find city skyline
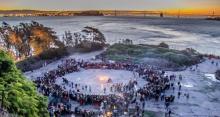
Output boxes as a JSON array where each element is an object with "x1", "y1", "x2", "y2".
[{"x1": 0, "y1": 0, "x2": 220, "y2": 15}]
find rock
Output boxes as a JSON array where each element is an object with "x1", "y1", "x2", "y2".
[{"x1": 215, "y1": 70, "x2": 220, "y2": 80}]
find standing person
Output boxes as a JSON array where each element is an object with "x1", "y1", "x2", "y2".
[
  {"x1": 196, "y1": 64, "x2": 198, "y2": 69},
  {"x1": 104, "y1": 87, "x2": 106, "y2": 94},
  {"x1": 89, "y1": 86, "x2": 92, "y2": 93},
  {"x1": 168, "y1": 109, "x2": 172, "y2": 117},
  {"x1": 44, "y1": 61, "x2": 47, "y2": 67},
  {"x1": 178, "y1": 91, "x2": 181, "y2": 99},
  {"x1": 172, "y1": 86, "x2": 175, "y2": 93},
  {"x1": 179, "y1": 74, "x2": 182, "y2": 81},
  {"x1": 142, "y1": 101, "x2": 145, "y2": 109},
  {"x1": 179, "y1": 84, "x2": 181, "y2": 91},
  {"x1": 186, "y1": 93, "x2": 189, "y2": 100}
]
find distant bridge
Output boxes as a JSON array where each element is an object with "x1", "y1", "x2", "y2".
[{"x1": 101, "y1": 10, "x2": 163, "y2": 16}]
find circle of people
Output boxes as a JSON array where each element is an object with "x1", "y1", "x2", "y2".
[{"x1": 34, "y1": 58, "x2": 186, "y2": 117}]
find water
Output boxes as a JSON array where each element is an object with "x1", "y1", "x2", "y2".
[{"x1": 1, "y1": 16, "x2": 220, "y2": 55}]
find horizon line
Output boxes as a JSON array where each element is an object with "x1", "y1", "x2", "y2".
[{"x1": 0, "y1": 9, "x2": 220, "y2": 16}]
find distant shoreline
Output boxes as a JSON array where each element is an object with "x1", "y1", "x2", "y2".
[
  {"x1": 206, "y1": 17, "x2": 220, "y2": 21},
  {"x1": 0, "y1": 15, "x2": 214, "y2": 19},
  {"x1": 1, "y1": 9, "x2": 219, "y2": 18}
]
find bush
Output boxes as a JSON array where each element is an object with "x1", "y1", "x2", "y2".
[
  {"x1": 39, "y1": 47, "x2": 68, "y2": 60},
  {"x1": 17, "y1": 47, "x2": 69, "y2": 72},
  {"x1": 0, "y1": 50, "x2": 49, "y2": 117},
  {"x1": 158, "y1": 42, "x2": 169, "y2": 48}
]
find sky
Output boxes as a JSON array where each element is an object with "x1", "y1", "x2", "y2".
[{"x1": 0, "y1": 0, "x2": 220, "y2": 15}]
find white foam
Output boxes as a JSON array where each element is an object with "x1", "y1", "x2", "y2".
[
  {"x1": 183, "y1": 83, "x2": 194, "y2": 88},
  {"x1": 205, "y1": 74, "x2": 220, "y2": 82}
]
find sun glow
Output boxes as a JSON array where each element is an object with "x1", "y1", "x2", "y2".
[
  {"x1": 163, "y1": 8, "x2": 220, "y2": 16},
  {"x1": 1, "y1": 0, "x2": 220, "y2": 16}
]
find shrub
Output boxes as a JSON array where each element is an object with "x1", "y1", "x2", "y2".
[
  {"x1": 0, "y1": 50, "x2": 49, "y2": 117},
  {"x1": 158, "y1": 42, "x2": 169, "y2": 48}
]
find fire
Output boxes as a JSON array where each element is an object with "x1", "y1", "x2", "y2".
[{"x1": 99, "y1": 76, "x2": 109, "y2": 83}]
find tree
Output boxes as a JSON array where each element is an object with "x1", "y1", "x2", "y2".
[
  {"x1": 82, "y1": 26, "x2": 106, "y2": 44},
  {"x1": 63, "y1": 31, "x2": 74, "y2": 47},
  {"x1": 0, "y1": 21, "x2": 64, "y2": 59},
  {"x1": 0, "y1": 50, "x2": 49, "y2": 117}
]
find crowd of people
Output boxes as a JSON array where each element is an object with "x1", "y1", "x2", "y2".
[{"x1": 34, "y1": 58, "x2": 184, "y2": 117}]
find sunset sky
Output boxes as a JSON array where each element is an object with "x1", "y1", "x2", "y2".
[{"x1": 1, "y1": 0, "x2": 220, "y2": 15}]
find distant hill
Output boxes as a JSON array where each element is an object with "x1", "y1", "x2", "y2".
[
  {"x1": 0, "y1": 9, "x2": 161, "y2": 17},
  {"x1": 0, "y1": 10, "x2": 43, "y2": 14},
  {"x1": 206, "y1": 17, "x2": 220, "y2": 21},
  {"x1": 74, "y1": 11, "x2": 104, "y2": 16}
]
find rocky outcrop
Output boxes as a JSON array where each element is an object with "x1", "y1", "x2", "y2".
[{"x1": 215, "y1": 70, "x2": 220, "y2": 80}]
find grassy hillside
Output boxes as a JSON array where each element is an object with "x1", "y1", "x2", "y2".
[
  {"x1": 0, "y1": 50, "x2": 49, "y2": 117},
  {"x1": 100, "y1": 43, "x2": 202, "y2": 68}
]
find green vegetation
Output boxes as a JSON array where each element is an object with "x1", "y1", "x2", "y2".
[
  {"x1": 0, "y1": 50, "x2": 48, "y2": 116},
  {"x1": 101, "y1": 43, "x2": 202, "y2": 68}
]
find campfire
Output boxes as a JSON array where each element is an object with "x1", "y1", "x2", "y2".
[{"x1": 98, "y1": 76, "x2": 109, "y2": 83}]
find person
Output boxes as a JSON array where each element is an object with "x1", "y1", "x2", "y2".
[
  {"x1": 168, "y1": 109, "x2": 172, "y2": 117},
  {"x1": 107, "y1": 78, "x2": 112, "y2": 83},
  {"x1": 142, "y1": 101, "x2": 145, "y2": 109},
  {"x1": 186, "y1": 93, "x2": 189, "y2": 100},
  {"x1": 89, "y1": 86, "x2": 92, "y2": 92},
  {"x1": 179, "y1": 84, "x2": 181, "y2": 91},
  {"x1": 178, "y1": 91, "x2": 181, "y2": 99},
  {"x1": 172, "y1": 86, "x2": 175, "y2": 93},
  {"x1": 179, "y1": 74, "x2": 182, "y2": 81},
  {"x1": 161, "y1": 93, "x2": 165, "y2": 101},
  {"x1": 104, "y1": 87, "x2": 106, "y2": 93}
]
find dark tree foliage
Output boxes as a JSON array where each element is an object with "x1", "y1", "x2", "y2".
[
  {"x1": 82, "y1": 26, "x2": 106, "y2": 44},
  {"x1": 0, "y1": 60, "x2": 11, "y2": 77}
]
